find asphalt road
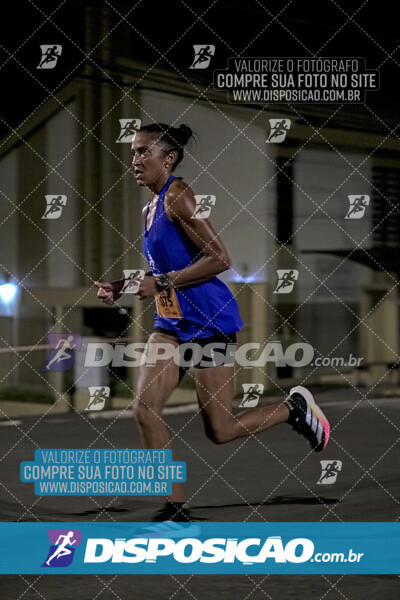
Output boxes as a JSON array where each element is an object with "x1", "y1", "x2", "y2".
[{"x1": 1, "y1": 387, "x2": 400, "y2": 598}]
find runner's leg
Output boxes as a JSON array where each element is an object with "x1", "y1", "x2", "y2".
[
  {"x1": 195, "y1": 365, "x2": 289, "y2": 443},
  {"x1": 133, "y1": 331, "x2": 184, "y2": 501}
]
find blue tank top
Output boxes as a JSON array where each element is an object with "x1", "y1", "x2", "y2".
[{"x1": 142, "y1": 175, "x2": 243, "y2": 340}]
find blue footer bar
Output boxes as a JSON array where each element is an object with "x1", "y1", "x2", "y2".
[{"x1": 0, "y1": 522, "x2": 399, "y2": 574}]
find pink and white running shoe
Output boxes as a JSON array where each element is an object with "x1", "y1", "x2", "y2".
[{"x1": 285, "y1": 386, "x2": 330, "y2": 452}]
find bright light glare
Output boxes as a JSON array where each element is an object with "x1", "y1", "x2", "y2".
[
  {"x1": 231, "y1": 272, "x2": 259, "y2": 283},
  {"x1": 0, "y1": 283, "x2": 18, "y2": 303}
]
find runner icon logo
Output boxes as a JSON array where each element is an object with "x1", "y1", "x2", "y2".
[
  {"x1": 85, "y1": 386, "x2": 110, "y2": 411},
  {"x1": 239, "y1": 383, "x2": 264, "y2": 407},
  {"x1": 190, "y1": 45, "x2": 215, "y2": 69},
  {"x1": 266, "y1": 119, "x2": 291, "y2": 143},
  {"x1": 317, "y1": 460, "x2": 342, "y2": 485},
  {"x1": 37, "y1": 45, "x2": 62, "y2": 69},
  {"x1": 41, "y1": 195, "x2": 67, "y2": 220},
  {"x1": 122, "y1": 270, "x2": 145, "y2": 294},
  {"x1": 345, "y1": 195, "x2": 370, "y2": 219},
  {"x1": 42, "y1": 334, "x2": 82, "y2": 372},
  {"x1": 42, "y1": 529, "x2": 82, "y2": 567},
  {"x1": 273, "y1": 270, "x2": 299, "y2": 294},
  {"x1": 192, "y1": 195, "x2": 216, "y2": 219},
  {"x1": 116, "y1": 119, "x2": 142, "y2": 143}
]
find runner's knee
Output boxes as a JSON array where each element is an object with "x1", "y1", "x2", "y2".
[
  {"x1": 133, "y1": 402, "x2": 160, "y2": 429},
  {"x1": 205, "y1": 424, "x2": 232, "y2": 444}
]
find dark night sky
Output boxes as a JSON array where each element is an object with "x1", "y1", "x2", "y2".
[{"x1": 1, "y1": 0, "x2": 399, "y2": 139}]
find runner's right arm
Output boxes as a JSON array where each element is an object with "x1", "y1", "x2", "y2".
[
  {"x1": 95, "y1": 271, "x2": 153, "y2": 305},
  {"x1": 94, "y1": 279, "x2": 125, "y2": 305}
]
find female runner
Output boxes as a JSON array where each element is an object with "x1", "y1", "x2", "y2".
[{"x1": 95, "y1": 123, "x2": 330, "y2": 530}]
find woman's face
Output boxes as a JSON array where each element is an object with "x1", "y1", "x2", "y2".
[{"x1": 131, "y1": 131, "x2": 167, "y2": 187}]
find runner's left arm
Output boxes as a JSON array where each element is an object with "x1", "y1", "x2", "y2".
[{"x1": 164, "y1": 181, "x2": 232, "y2": 288}]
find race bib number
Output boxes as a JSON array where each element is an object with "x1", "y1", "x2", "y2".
[{"x1": 155, "y1": 288, "x2": 183, "y2": 319}]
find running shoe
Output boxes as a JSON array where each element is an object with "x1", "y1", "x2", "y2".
[
  {"x1": 135, "y1": 502, "x2": 201, "y2": 539},
  {"x1": 285, "y1": 385, "x2": 330, "y2": 452}
]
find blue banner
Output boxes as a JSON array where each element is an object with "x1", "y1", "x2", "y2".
[
  {"x1": 0, "y1": 522, "x2": 399, "y2": 574},
  {"x1": 20, "y1": 449, "x2": 186, "y2": 496}
]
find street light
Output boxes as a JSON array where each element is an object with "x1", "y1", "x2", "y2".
[
  {"x1": 0, "y1": 277, "x2": 19, "y2": 383},
  {"x1": 0, "y1": 282, "x2": 18, "y2": 303}
]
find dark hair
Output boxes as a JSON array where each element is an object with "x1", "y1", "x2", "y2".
[{"x1": 139, "y1": 122, "x2": 194, "y2": 169}]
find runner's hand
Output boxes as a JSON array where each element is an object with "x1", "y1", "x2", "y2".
[
  {"x1": 94, "y1": 280, "x2": 124, "y2": 305},
  {"x1": 136, "y1": 275, "x2": 158, "y2": 300}
]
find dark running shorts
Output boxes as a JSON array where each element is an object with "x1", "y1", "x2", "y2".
[{"x1": 152, "y1": 327, "x2": 238, "y2": 380}]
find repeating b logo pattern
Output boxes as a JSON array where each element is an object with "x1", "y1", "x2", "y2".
[
  {"x1": 317, "y1": 460, "x2": 342, "y2": 485},
  {"x1": 192, "y1": 195, "x2": 216, "y2": 219},
  {"x1": 239, "y1": 383, "x2": 264, "y2": 407},
  {"x1": 116, "y1": 119, "x2": 142, "y2": 143},
  {"x1": 121, "y1": 269, "x2": 145, "y2": 294},
  {"x1": 42, "y1": 529, "x2": 81, "y2": 567},
  {"x1": 345, "y1": 195, "x2": 370, "y2": 219},
  {"x1": 190, "y1": 45, "x2": 215, "y2": 69},
  {"x1": 37, "y1": 45, "x2": 62, "y2": 69},
  {"x1": 266, "y1": 119, "x2": 291, "y2": 143},
  {"x1": 85, "y1": 386, "x2": 110, "y2": 411},
  {"x1": 42, "y1": 195, "x2": 67, "y2": 220},
  {"x1": 274, "y1": 270, "x2": 299, "y2": 294}
]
